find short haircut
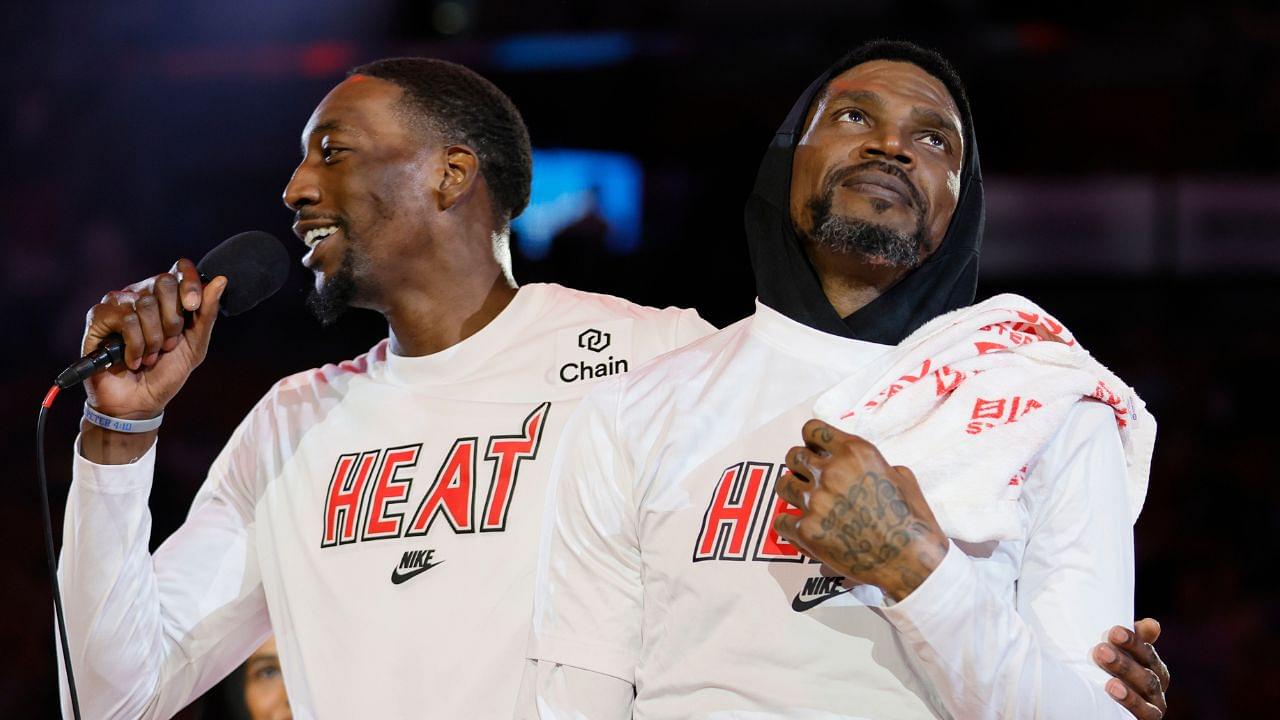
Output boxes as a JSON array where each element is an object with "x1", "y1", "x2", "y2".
[
  {"x1": 815, "y1": 40, "x2": 973, "y2": 144},
  {"x1": 349, "y1": 58, "x2": 533, "y2": 225}
]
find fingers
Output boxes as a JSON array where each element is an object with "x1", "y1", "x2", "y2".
[
  {"x1": 1094, "y1": 636, "x2": 1166, "y2": 717},
  {"x1": 185, "y1": 276, "x2": 227, "y2": 361},
  {"x1": 772, "y1": 513, "x2": 817, "y2": 560},
  {"x1": 131, "y1": 294, "x2": 166, "y2": 367},
  {"x1": 1108, "y1": 624, "x2": 1171, "y2": 695},
  {"x1": 774, "y1": 471, "x2": 808, "y2": 509},
  {"x1": 773, "y1": 512, "x2": 801, "y2": 544},
  {"x1": 84, "y1": 292, "x2": 145, "y2": 369},
  {"x1": 122, "y1": 263, "x2": 200, "y2": 356},
  {"x1": 1134, "y1": 617, "x2": 1162, "y2": 645},
  {"x1": 172, "y1": 258, "x2": 202, "y2": 311},
  {"x1": 82, "y1": 260, "x2": 210, "y2": 372},
  {"x1": 1103, "y1": 676, "x2": 1164, "y2": 720},
  {"x1": 151, "y1": 271, "x2": 185, "y2": 352},
  {"x1": 802, "y1": 418, "x2": 843, "y2": 451},
  {"x1": 1131, "y1": 618, "x2": 1169, "y2": 691},
  {"x1": 784, "y1": 445, "x2": 820, "y2": 482}
]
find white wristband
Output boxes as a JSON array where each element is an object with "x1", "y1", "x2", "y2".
[{"x1": 83, "y1": 403, "x2": 163, "y2": 433}]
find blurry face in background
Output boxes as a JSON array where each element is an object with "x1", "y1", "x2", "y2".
[
  {"x1": 244, "y1": 637, "x2": 291, "y2": 720},
  {"x1": 790, "y1": 60, "x2": 964, "y2": 270}
]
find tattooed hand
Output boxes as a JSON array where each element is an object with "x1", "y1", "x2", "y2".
[{"x1": 773, "y1": 419, "x2": 949, "y2": 602}]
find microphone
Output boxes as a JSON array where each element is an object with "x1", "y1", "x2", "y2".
[{"x1": 55, "y1": 231, "x2": 290, "y2": 389}]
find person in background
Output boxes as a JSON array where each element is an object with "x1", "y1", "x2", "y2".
[{"x1": 242, "y1": 639, "x2": 290, "y2": 720}]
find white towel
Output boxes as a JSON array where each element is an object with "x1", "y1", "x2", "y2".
[{"x1": 812, "y1": 293, "x2": 1155, "y2": 543}]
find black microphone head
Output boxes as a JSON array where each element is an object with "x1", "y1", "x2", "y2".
[{"x1": 196, "y1": 231, "x2": 290, "y2": 317}]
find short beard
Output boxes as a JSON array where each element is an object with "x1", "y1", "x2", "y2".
[
  {"x1": 803, "y1": 171, "x2": 929, "y2": 270},
  {"x1": 306, "y1": 245, "x2": 357, "y2": 326}
]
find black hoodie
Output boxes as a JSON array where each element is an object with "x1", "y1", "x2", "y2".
[{"x1": 745, "y1": 44, "x2": 984, "y2": 345}]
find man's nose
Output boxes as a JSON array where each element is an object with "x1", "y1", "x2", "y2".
[
  {"x1": 282, "y1": 163, "x2": 321, "y2": 211},
  {"x1": 859, "y1": 126, "x2": 913, "y2": 167}
]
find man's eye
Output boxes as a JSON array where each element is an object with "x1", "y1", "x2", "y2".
[
  {"x1": 321, "y1": 146, "x2": 344, "y2": 163},
  {"x1": 922, "y1": 133, "x2": 946, "y2": 149},
  {"x1": 836, "y1": 109, "x2": 867, "y2": 124}
]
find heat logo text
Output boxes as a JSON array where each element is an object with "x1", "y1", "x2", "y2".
[
  {"x1": 321, "y1": 402, "x2": 550, "y2": 547},
  {"x1": 692, "y1": 461, "x2": 814, "y2": 563}
]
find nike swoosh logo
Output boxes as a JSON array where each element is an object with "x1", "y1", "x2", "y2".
[
  {"x1": 390, "y1": 560, "x2": 445, "y2": 585},
  {"x1": 791, "y1": 586, "x2": 852, "y2": 612}
]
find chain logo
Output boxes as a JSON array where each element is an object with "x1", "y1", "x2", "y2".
[{"x1": 578, "y1": 328, "x2": 611, "y2": 353}]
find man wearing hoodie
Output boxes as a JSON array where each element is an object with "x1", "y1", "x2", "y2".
[{"x1": 524, "y1": 41, "x2": 1168, "y2": 719}]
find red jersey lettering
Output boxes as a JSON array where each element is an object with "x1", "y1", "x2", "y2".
[
  {"x1": 407, "y1": 438, "x2": 478, "y2": 535},
  {"x1": 693, "y1": 462, "x2": 769, "y2": 561},
  {"x1": 754, "y1": 489, "x2": 806, "y2": 562},
  {"x1": 481, "y1": 402, "x2": 550, "y2": 532},
  {"x1": 321, "y1": 451, "x2": 378, "y2": 547},
  {"x1": 361, "y1": 444, "x2": 422, "y2": 540}
]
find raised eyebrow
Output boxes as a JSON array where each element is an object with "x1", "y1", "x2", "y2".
[{"x1": 910, "y1": 107, "x2": 961, "y2": 143}]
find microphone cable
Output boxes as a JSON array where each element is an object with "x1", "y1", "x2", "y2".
[
  {"x1": 37, "y1": 384, "x2": 82, "y2": 720},
  {"x1": 32, "y1": 231, "x2": 287, "y2": 720}
]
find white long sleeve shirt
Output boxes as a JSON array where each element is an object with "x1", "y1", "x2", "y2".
[
  {"x1": 525, "y1": 301, "x2": 1139, "y2": 719},
  {"x1": 57, "y1": 283, "x2": 713, "y2": 719}
]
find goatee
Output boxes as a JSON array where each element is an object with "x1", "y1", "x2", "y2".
[
  {"x1": 306, "y1": 247, "x2": 357, "y2": 326},
  {"x1": 803, "y1": 165, "x2": 929, "y2": 269}
]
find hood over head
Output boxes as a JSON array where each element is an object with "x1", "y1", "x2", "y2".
[{"x1": 745, "y1": 40, "x2": 984, "y2": 345}]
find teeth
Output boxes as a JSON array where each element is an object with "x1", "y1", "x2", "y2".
[{"x1": 303, "y1": 225, "x2": 339, "y2": 249}]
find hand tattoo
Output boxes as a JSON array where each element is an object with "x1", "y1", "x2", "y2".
[
  {"x1": 779, "y1": 425, "x2": 947, "y2": 601},
  {"x1": 810, "y1": 471, "x2": 937, "y2": 578}
]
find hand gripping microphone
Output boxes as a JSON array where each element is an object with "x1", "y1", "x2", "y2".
[
  {"x1": 40, "y1": 231, "x2": 288, "y2": 719},
  {"x1": 55, "y1": 231, "x2": 290, "y2": 389}
]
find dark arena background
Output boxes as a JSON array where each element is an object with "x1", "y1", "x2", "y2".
[{"x1": 4, "y1": 1, "x2": 1278, "y2": 717}]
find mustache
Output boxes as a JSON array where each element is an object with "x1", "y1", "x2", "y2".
[
  {"x1": 294, "y1": 210, "x2": 346, "y2": 227},
  {"x1": 821, "y1": 160, "x2": 927, "y2": 211}
]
